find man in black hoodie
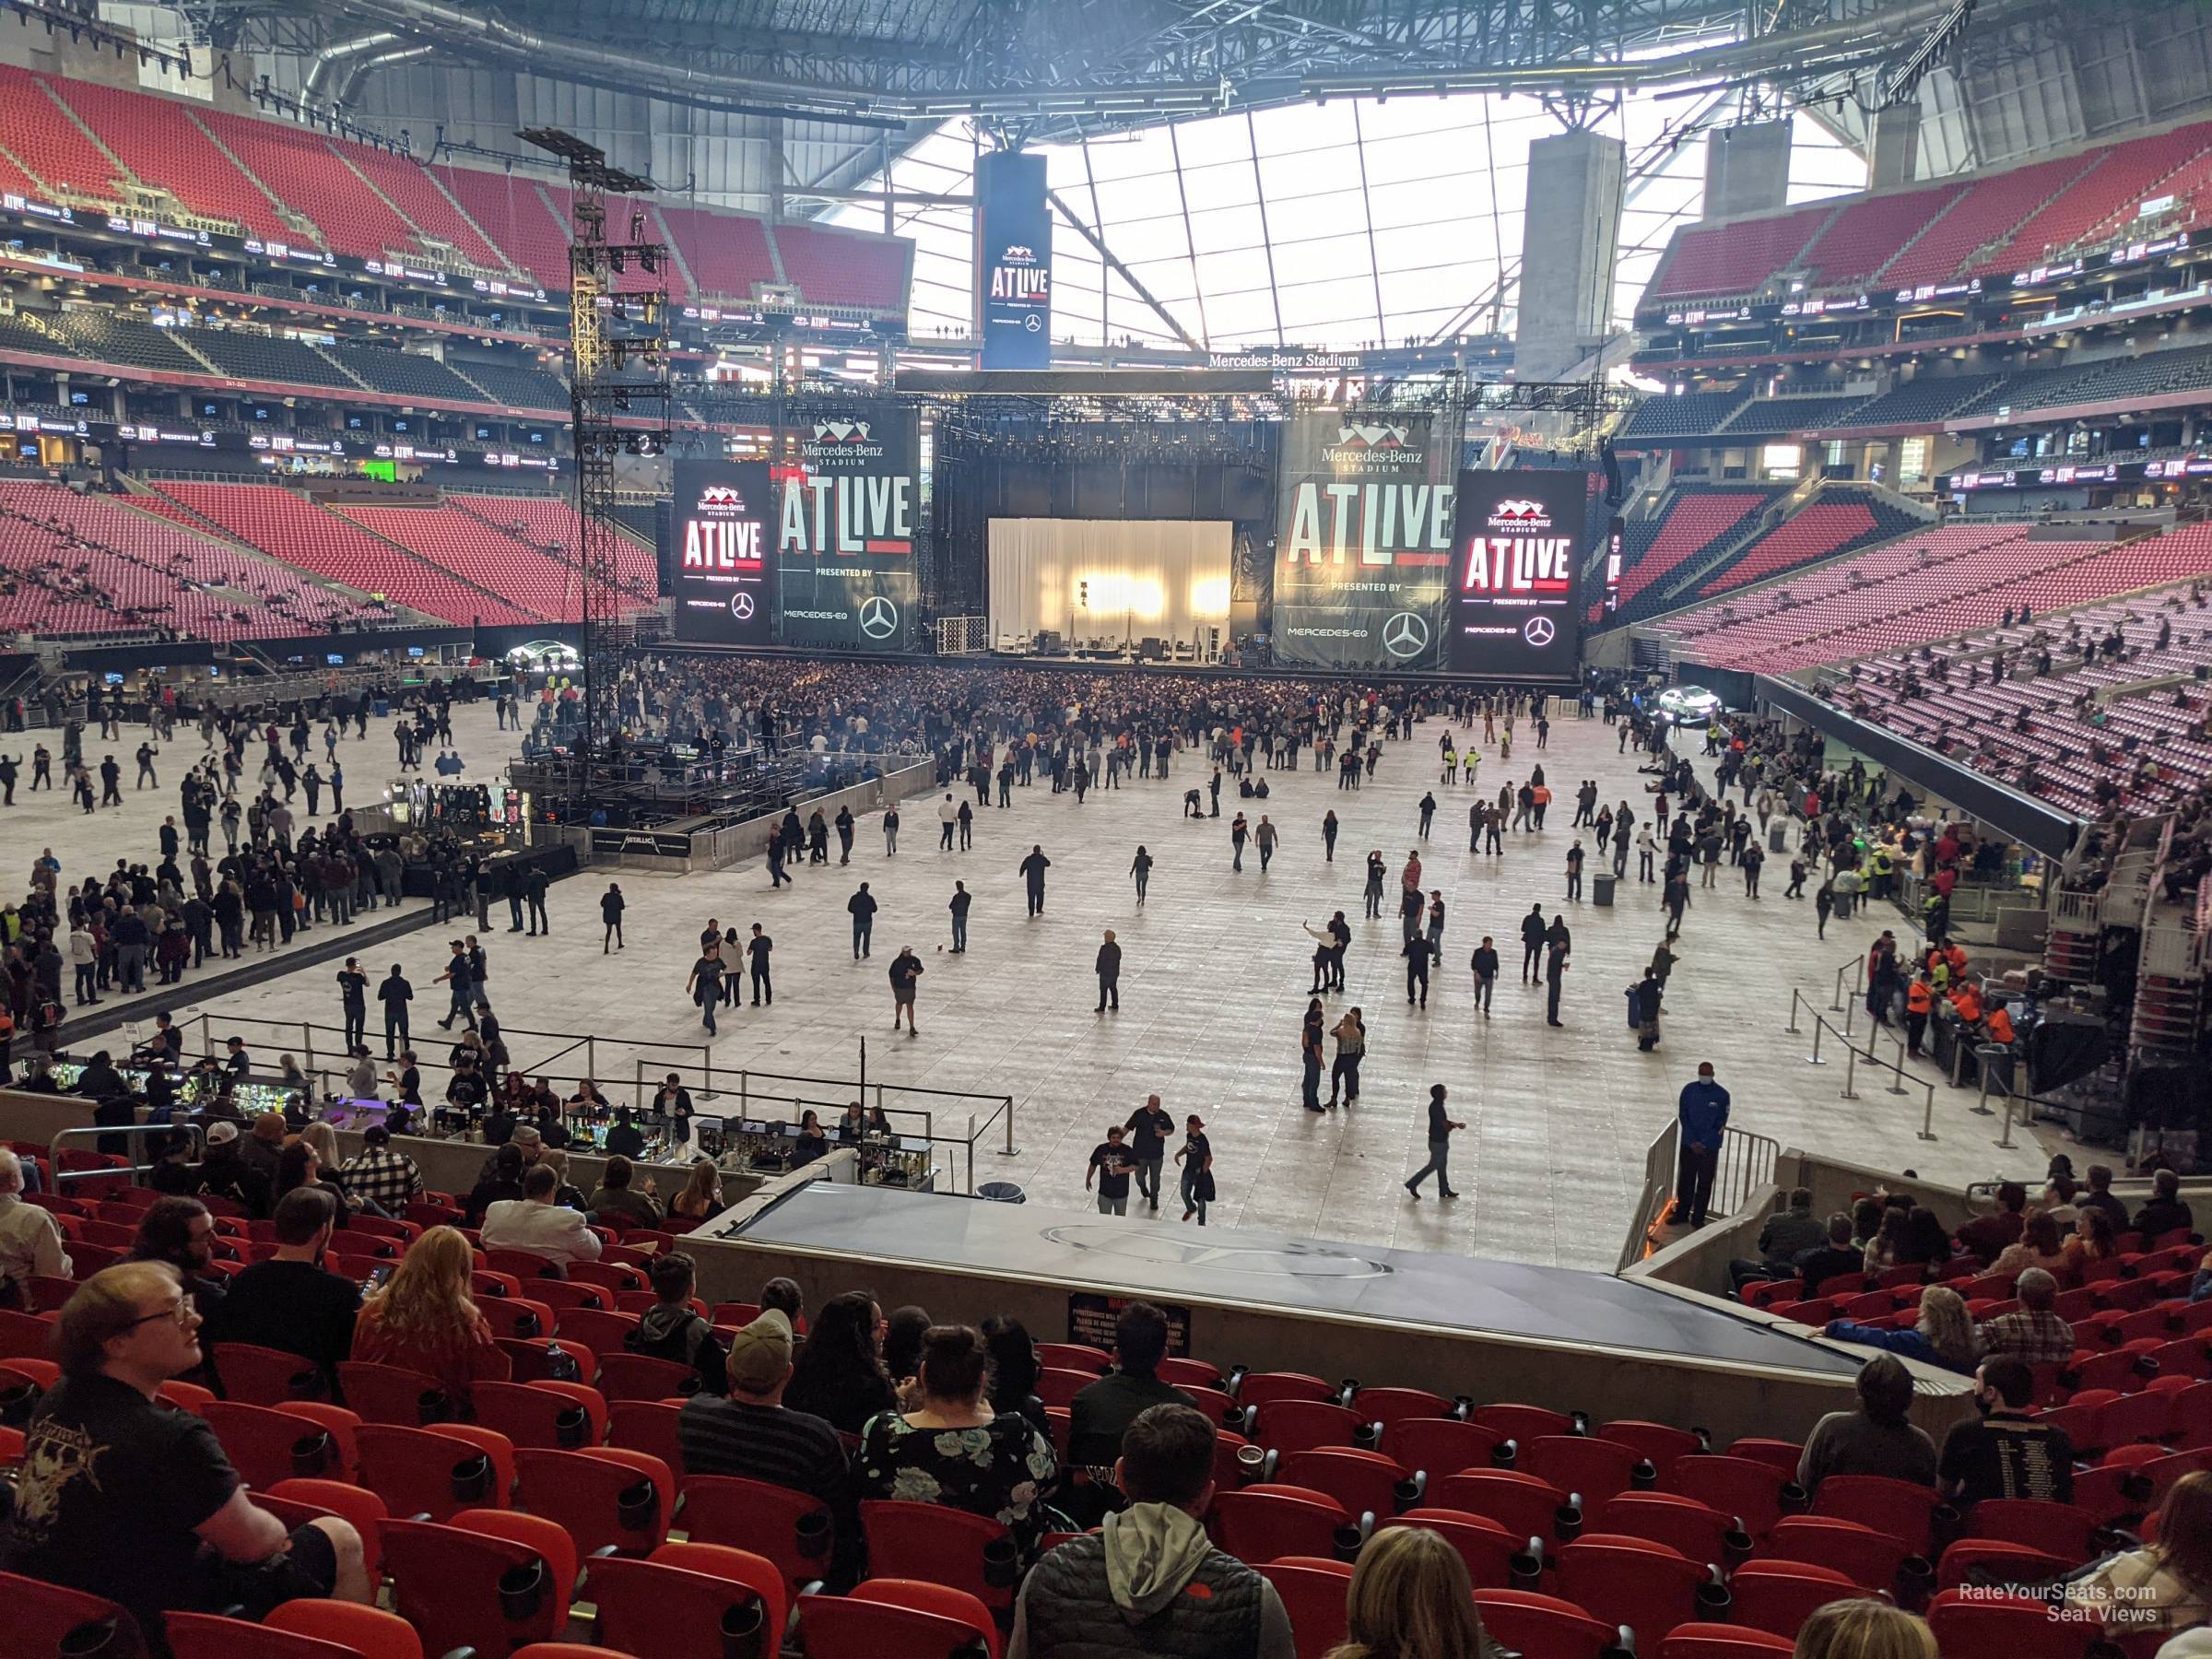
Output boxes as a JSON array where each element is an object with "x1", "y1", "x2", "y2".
[{"x1": 627, "y1": 1253, "x2": 727, "y2": 1394}]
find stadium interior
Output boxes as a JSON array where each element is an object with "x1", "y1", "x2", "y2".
[{"x1": 13, "y1": 1, "x2": 2212, "y2": 1657}]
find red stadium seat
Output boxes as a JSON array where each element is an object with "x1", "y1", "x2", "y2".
[
  {"x1": 1669, "y1": 1454, "x2": 1795, "y2": 1537},
  {"x1": 859, "y1": 1500, "x2": 1024, "y2": 1612},
  {"x1": 1255, "y1": 1398, "x2": 1375, "y2": 1455},
  {"x1": 357, "y1": 1422, "x2": 515, "y2": 1523},
  {"x1": 205, "y1": 1399, "x2": 342, "y2": 1489},
  {"x1": 263, "y1": 1477, "x2": 389, "y2": 1581},
  {"x1": 0, "y1": 1569, "x2": 147, "y2": 1658},
  {"x1": 1469, "y1": 1589, "x2": 1619, "y2": 1659},
  {"x1": 1430, "y1": 1469, "x2": 1574, "y2": 1548},
  {"x1": 515, "y1": 1445, "x2": 673, "y2": 1558},
  {"x1": 1926, "y1": 1588, "x2": 2095, "y2": 1659},
  {"x1": 585, "y1": 1541, "x2": 787, "y2": 1659},
  {"x1": 1597, "y1": 1419, "x2": 1707, "y2": 1470},
  {"x1": 382, "y1": 1513, "x2": 571, "y2": 1659},
  {"x1": 1810, "y1": 1473, "x2": 1943, "y2": 1555},
  {"x1": 677, "y1": 1474, "x2": 837, "y2": 1594},
  {"x1": 1523, "y1": 1435, "x2": 1648, "y2": 1505},
  {"x1": 1257, "y1": 1558, "x2": 1355, "y2": 1659},
  {"x1": 1726, "y1": 1559, "x2": 1864, "y2": 1637},
  {"x1": 1762, "y1": 1515, "x2": 1911, "y2": 1594},
  {"x1": 1350, "y1": 1386, "x2": 1453, "y2": 1430},
  {"x1": 1937, "y1": 1537, "x2": 2070, "y2": 1591},
  {"x1": 606, "y1": 1397, "x2": 683, "y2": 1469},
  {"x1": 1238, "y1": 1371, "x2": 1338, "y2": 1408},
  {"x1": 1385, "y1": 1416, "x2": 1505, "y2": 1477},
  {"x1": 1661, "y1": 1625, "x2": 1797, "y2": 1659},
  {"x1": 1600, "y1": 1491, "x2": 1742, "y2": 1563},
  {"x1": 796, "y1": 1582, "x2": 1002, "y2": 1659},
  {"x1": 1276, "y1": 1447, "x2": 1413, "y2": 1518},
  {"x1": 210, "y1": 1342, "x2": 325, "y2": 1404},
  {"x1": 1557, "y1": 1534, "x2": 1713, "y2": 1641},
  {"x1": 1211, "y1": 1485, "x2": 1357, "y2": 1565},
  {"x1": 1382, "y1": 1509, "x2": 1523, "y2": 1586},
  {"x1": 335, "y1": 1360, "x2": 448, "y2": 1427},
  {"x1": 473, "y1": 1379, "x2": 603, "y2": 1450}
]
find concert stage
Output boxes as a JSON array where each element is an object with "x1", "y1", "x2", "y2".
[{"x1": 702, "y1": 1182, "x2": 1888, "y2": 1445}]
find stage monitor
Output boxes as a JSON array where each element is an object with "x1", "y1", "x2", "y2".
[
  {"x1": 669, "y1": 458, "x2": 775, "y2": 645},
  {"x1": 975, "y1": 150, "x2": 1051, "y2": 370},
  {"x1": 1446, "y1": 468, "x2": 1585, "y2": 680}
]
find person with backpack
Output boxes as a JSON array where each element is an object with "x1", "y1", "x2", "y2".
[{"x1": 629, "y1": 1252, "x2": 727, "y2": 1394}]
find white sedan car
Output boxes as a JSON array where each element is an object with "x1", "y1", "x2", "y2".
[{"x1": 1657, "y1": 686, "x2": 1724, "y2": 722}]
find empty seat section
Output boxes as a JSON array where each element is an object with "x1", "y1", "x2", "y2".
[
  {"x1": 434, "y1": 166, "x2": 574, "y2": 291},
  {"x1": 1618, "y1": 392, "x2": 1750, "y2": 442},
  {"x1": 1799, "y1": 183, "x2": 1965, "y2": 286},
  {"x1": 41, "y1": 312, "x2": 207, "y2": 374},
  {"x1": 1604, "y1": 488, "x2": 1774, "y2": 621},
  {"x1": 48, "y1": 79, "x2": 290, "y2": 241},
  {"x1": 194, "y1": 109, "x2": 411, "y2": 261},
  {"x1": 452, "y1": 493, "x2": 658, "y2": 600},
  {"x1": 659, "y1": 204, "x2": 777, "y2": 301},
  {"x1": 1699, "y1": 494, "x2": 1920, "y2": 597},
  {"x1": 1882, "y1": 154, "x2": 2097, "y2": 288},
  {"x1": 184, "y1": 330, "x2": 357, "y2": 391},
  {"x1": 335, "y1": 501, "x2": 582, "y2": 622},
  {"x1": 1983, "y1": 123, "x2": 2212, "y2": 271},
  {"x1": 771, "y1": 220, "x2": 912, "y2": 310},
  {"x1": 322, "y1": 342, "x2": 492, "y2": 404},
  {"x1": 1824, "y1": 374, "x2": 2006, "y2": 429},
  {"x1": 0, "y1": 314, "x2": 83, "y2": 359},
  {"x1": 1715, "y1": 395, "x2": 1872, "y2": 437},
  {"x1": 0, "y1": 69, "x2": 124, "y2": 202},
  {"x1": 153, "y1": 479, "x2": 539, "y2": 627},
  {"x1": 335, "y1": 141, "x2": 512, "y2": 271},
  {"x1": 449, "y1": 359, "x2": 571, "y2": 411},
  {"x1": 1648, "y1": 203, "x2": 1832, "y2": 300}
]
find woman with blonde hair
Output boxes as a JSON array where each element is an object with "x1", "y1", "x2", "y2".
[
  {"x1": 1821, "y1": 1283, "x2": 1979, "y2": 1375},
  {"x1": 350, "y1": 1224, "x2": 508, "y2": 1409},
  {"x1": 2066, "y1": 1470, "x2": 2212, "y2": 1636},
  {"x1": 671, "y1": 1159, "x2": 724, "y2": 1223},
  {"x1": 1325, "y1": 1525, "x2": 1497, "y2": 1659},
  {"x1": 1792, "y1": 1599, "x2": 1936, "y2": 1659}
]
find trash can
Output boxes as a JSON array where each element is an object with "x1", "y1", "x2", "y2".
[
  {"x1": 977, "y1": 1182, "x2": 1027, "y2": 1204},
  {"x1": 1592, "y1": 874, "x2": 1617, "y2": 908},
  {"x1": 1769, "y1": 821, "x2": 1788, "y2": 853},
  {"x1": 372, "y1": 698, "x2": 391, "y2": 718}
]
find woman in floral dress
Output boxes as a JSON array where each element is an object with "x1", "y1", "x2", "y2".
[{"x1": 855, "y1": 1322, "x2": 1060, "y2": 1562}]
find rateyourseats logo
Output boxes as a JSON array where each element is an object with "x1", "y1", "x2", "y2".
[
  {"x1": 858, "y1": 595, "x2": 900, "y2": 641},
  {"x1": 1523, "y1": 616, "x2": 1557, "y2": 648},
  {"x1": 1382, "y1": 611, "x2": 1430, "y2": 659}
]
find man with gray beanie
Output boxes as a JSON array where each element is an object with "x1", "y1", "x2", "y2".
[{"x1": 1011, "y1": 1401, "x2": 1293, "y2": 1659}]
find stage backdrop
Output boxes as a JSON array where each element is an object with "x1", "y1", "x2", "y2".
[
  {"x1": 1271, "y1": 410, "x2": 1453, "y2": 670},
  {"x1": 772, "y1": 405, "x2": 921, "y2": 652},
  {"x1": 987, "y1": 519, "x2": 1232, "y2": 650}
]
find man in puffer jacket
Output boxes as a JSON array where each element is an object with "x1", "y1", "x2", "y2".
[
  {"x1": 625, "y1": 1252, "x2": 727, "y2": 1395},
  {"x1": 1009, "y1": 1403, "x2": 1294, "y2": 1659}
]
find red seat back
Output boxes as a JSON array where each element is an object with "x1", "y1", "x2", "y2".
[
  {"x1": 1210, "y1": 1486, "x2": 1352, "y2": 1566},
  {"x1": 586, "y1": 1544, "x2": 786, "y2": 1659},
  {"x1": 1926, "y1": 1588, "x2": 2094, "y2": 1659},
  {"x1": 513, "y1": 1445, "x2": 673, "y2": 1557},
  {"x1": 678, "y1": 1474, "x2": 839, "y2": 1594},
  {"x1": 1469, "y1": 1589, "x2": 1618, "y2": 1659},
  {"x1": 1257, "y1": 1559, "x2": 1354, "y2": 1659},
  {"x1": 382, "y1": 1515, "x2": 569, "y2": 1658},
  {"x1": 859, "y1": 1498, "x2": 1023, "y2": 1609}
]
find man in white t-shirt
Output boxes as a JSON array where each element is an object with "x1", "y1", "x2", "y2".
[{"x1": 481, "y1": 1165, "x2": 602, "y2": 1271}]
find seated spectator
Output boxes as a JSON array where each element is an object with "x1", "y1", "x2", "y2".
[
  {"x1": 2136, "y1": 1170, "x2": 2195, "y2": 1241},
  {"x1": 1823, "y1": 1284, "x2": 1979, "y2": 1375},
  {"x1": 670, "y1": 1159, "x2": 725, "y2": 1225},
  {"x1": 0, "y1": 1147, "x2": 69, "y2": 1306},
  {"x1": 628, "y1": 1252, "x2": 727, "y2": 1394},
  {"x1": 1796, "y1": 1355, "x2": 1938, "y2": 1494},
  {"x1": 128, "y1": 1197, "x2": 227, "y2": 1390},
  {"x1": 538, "y1": 1148, "x2": 588, "y2": 1212},
  {"x1": 1976, "y1": 1266, "x2": 2075, "y2": 1364},
  {"x1": 1791, "y1": 1600, "x2": 1936, "y2": 1659},
  {"x1": 677, "y1": 1308, "x2": 856, "y2": 1584},
  {"x1": 1730, "y1": 1187, "x2": 1829, "y2": 1293},
  {"x1": 784, "y1": 1289, "x2": 898, "y2": 1434},
  {"x1": 1957, "y1": 1182, "x2": 2029, "y2": 1260},
  {"x1": 1850, "y1": 1197, "x2": 1884, "y2": 1252},
  {"x1": 2079, "y1": 1164, "x2": 2129, "y2": 1232},
  {"x1": 337, "y1": 1124, "x2": 422, "y2": 1215},
  {"x1": 760, "y1": 1276, "x2": 806, "y2": 1339},
  {"x1": 147, "y1": 1131, "x2": 201, "y2": 1198},
  {"x1": 1903, "y1": 1207, "x2": 1951, "y2": 1267},
  {"x1": 982, "y1": 1313, "x2": 1053, "y2": 1440},
  {"x1": 2, "y1": 1263, "x2": 371, "y2": 1643},
  {"x1": 275, "y1": 1140, "x2": 350, "y2": 1229},
  {"x1": 1938, "y1": 1357, "x2": 2074, "y2": 1506},
  {"x1": 1863, "y1": 1207, "x2": 1913, "y2": 1276},
  {"x1": 206, "y1": 1187, "x2": 359, "y2": 1397},
  {"x1": 856, "y1": 1323, "x2": 1060, "y2": 1563},
  {"x1": 1322, "y1": 1524, "x2": 1490, "y2": 1659},
  {"x1": 882, "y1": 1303, "x2": 932, "y2": 1398},
  {"x1": 2064, "y1": 1472, "x2": 2212, "y2": 1638},
  {"x1": 1992, "y1": 1212, "x2": 2067, "y2": 1281},
  {"x1": 1009, "y1": 1403, "x2": 1293, "y2": 1659},
  {"x1": 191, "y1": 1121, "x2": 267, "y2": 1217},
  {"x1": 238, "y1": 1112, "x2": 288, "y2": 1190},
  {"x1": 2060, "y1": 1208, "x2": 2120, "y2": 1288},
  {"x1": 349, "y1": 1225, "x2": 507, "y2": 1411},
  {"x1": 1067, "y1": 1300, "x2": 1195, "y2": 1467},
  {"x1": 585, "y1": 1154, "x2": 662, "y2": 1230},
  {"x1": 1791, "y1": 1213, "x2": 1871, "y2": 1292},
  {"x1": 464, "y1": 1141, "x2": 527, "y2": 1228},
  {"x1": 481, "y1": 1164, "x2": 603, "y2": 1271}
]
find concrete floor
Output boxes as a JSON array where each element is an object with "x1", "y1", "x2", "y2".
[{"x1": 9, "y1": 691, "x2": 2059, "y2": 1272}]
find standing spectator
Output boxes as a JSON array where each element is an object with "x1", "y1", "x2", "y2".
[
  {"x1": 6, "y1": 1262, "x2": 370, "y2": 1641},
  {"x1": 1088, "y1": 1125, "x2": 1135, "y2": 1216},
  {"x1": 1676, "y1": 1062, "x2": 1729, "y2": 1229},
  {"x1": 888, "y1": 946, "x2": 923, "y2": 1033},
  {"x1": 601, "y1": 882, "x2": 626, "y2": 951},
  {"x1": 848, "y1": 883, "x2": 877, "y2": 960},
  {"x1": 1124, "y1": 1095, "x2": 1174, "y2": 1213},
  {"x1": 1796, "y1": 1354, "x2": 1938, "y2": 1495},
  {"x1": 1095, "y1": 929, "x2": 1122, "y2": 1013},
  {"x1": 1404, "y1": 1084, "x2": 1463, "y2": 1200},
  {"x1": 1175, "y1": 1115, "x2": 1214, "y2": 1226},
  {"x1": 1008, "y1": 1404, "x2": 1294, "y2": 1659},
  {"x1": 1020, "y1": 844, "x2": 1052, "y2": 915}
]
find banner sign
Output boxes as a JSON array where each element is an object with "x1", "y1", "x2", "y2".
[
  {"x1": 1446, "y1": 468, "x2": 1586, "y2": 679},
  {"x1": 975, "y1": 151, "x2": 1052, "y2": 370},
  {"x1": 668, "y1": 459, "x2": 775, "y2": 645},
  {"x1": 1068, "y1": 1291, "x2": 1191, "y2": 1359},
  {"x1": 773, "y1": 406, "x2": 920, "y2": 652},
  {"x1": 1271, "y1": 411, "x2": 1453, "y2": 670}
]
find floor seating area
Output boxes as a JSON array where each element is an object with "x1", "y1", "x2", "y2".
[
  {"x1": 2, "y1": 1171, "x2": 2201, "y2": 1659},
  {"x1": 151, "y1": 478, "x2": 543, "y2": 628},
  {"x1": 1654, "y1": 522, "x2": 2212, "y2": 674},
  {"x1": 1831, "y1": 574, "x2": 2212, "y2": 817},
  {"x1": 0, "y1": 479, "x2": 391, "y2": 641}
]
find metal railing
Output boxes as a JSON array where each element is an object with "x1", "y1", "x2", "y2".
[
  {"x1": 181, "y1": 1010, "x2": 1018, "y2": 1194},
  {"x1": 1784, "y1": 988, "x2": 1940, "y2": 1140},
  {"x1": 1617, "y1": 1115, "x2": 1780, "y2": 1273},
  {"x1": 49, "y1": 1122, "x2": 204, "y2": 1191}
]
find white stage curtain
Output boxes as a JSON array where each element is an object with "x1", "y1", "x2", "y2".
[{"x1": 987, "y1": 519, "x2": 1232, "y2": 649}]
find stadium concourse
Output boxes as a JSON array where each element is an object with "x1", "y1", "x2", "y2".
[{"x1": 24, "y1": 683, "x2": 2008, "y2": 1274}]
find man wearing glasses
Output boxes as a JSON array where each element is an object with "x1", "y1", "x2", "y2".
[{"x1": 3, "y1": 1260, "x2": 371, "y2": 1643}]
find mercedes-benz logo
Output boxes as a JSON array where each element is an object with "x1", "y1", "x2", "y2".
[
  {"x1": 1023, "y1": 313, "x2": 1041, "y2": 332},
  {"x1": 1381, "y1": 610, "x2": 1430, "y2": 660},
  {"x1": 1523, "y1": 616, "x2": 1557, "y2": 647},
  {"x1": 729, "y1": 592, "x2": 755, "y2": 621},
  {"x1": 858, "y1": 594, "x2": 899, "y2": 641}
]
